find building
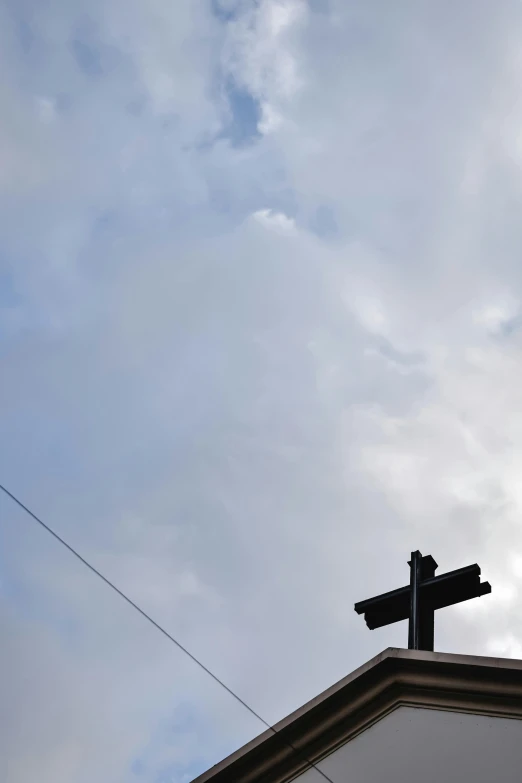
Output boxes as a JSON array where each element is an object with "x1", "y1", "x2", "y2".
[
  {"x1": 192, "y1": 552, "x2": 522, "y2": 782},
  {"x1": 192, "y1": 646, "x2": 522, "y2": 783}
]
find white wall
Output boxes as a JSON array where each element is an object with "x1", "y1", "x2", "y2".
[{"x1": 297, "y1": 706, "x2": 522, "y2": 783}]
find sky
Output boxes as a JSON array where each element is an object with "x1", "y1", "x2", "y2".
[{"x1": 2, "y1": 0, "x2": 522, "y2": 781}]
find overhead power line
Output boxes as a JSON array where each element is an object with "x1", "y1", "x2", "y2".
[{"x1": 0, "y1": 482, "x2": 335, "y2": 783}]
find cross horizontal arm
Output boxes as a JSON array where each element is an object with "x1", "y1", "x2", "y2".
[
  {"x1": 354, "y1": 583, "x2": 410, "y2": 629},
  {"x1": 354, "y1": 563, "x2": 491, "y2": 630}
]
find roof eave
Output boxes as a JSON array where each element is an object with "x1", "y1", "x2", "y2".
[{"x1": 192, "y1": 647, "x2": 522, "y2": 783}]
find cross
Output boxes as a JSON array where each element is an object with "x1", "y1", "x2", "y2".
[{"x1": 354, "y1": 551, "x2": 492, "y2": 651}]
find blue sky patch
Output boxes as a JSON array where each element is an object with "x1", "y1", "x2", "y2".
[
  {"x1": 210, "y1": 0, "x2": 241, "y2": 23},
  {"x1": 309, "y1": 204, "x2": 339, "y2": 239},
  {"x1": 0, "y1": 268, "x2": 20, "y2": 309},
  {"x1": 308, "y1": 0, "x2": 331, "y2": 14},
  {"x1": 70, "y1": 18, "x2": 121, "y2": 78},
  {"x1": 15, "y1": 18, "x2": 35, "y2": 53},
  {"x1": 72, "y1": 35, "x2": 104, "y2": 77},
  {"x1": 221, "y1": 80, "x2": 261, "y2": 147}
]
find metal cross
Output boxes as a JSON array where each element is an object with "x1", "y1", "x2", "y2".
[{"x1": 354, "y1": 551, "x2": 492, "y2": 651}]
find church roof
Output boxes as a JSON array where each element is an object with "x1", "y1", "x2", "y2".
[{"x1": 192, "y1": 647, "x2": 522, "y2": 783}]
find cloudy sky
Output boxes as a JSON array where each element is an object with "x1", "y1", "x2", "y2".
[{"x1": 2, "y1": 0, "x2": 522, "y2": 780}]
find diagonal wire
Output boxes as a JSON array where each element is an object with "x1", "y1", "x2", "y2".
[{"x1": 0, "y1": 482, "x2": 335, "y2": 783}]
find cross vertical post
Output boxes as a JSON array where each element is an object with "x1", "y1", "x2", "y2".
[
  {"x1": 408, "y1": 550, "x2": 422, "y2": 650},
  {"x1": 417, "y1": 555, "x2": 437, "y2": 650}
]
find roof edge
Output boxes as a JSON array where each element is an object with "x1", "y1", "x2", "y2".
[{"x1": 192, "y1": 648, "x2": 522, "y2": 783}]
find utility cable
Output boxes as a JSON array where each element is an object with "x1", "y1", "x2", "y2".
[{"x1": 0, "y1": 482, "x2": 335, "y2": 783}]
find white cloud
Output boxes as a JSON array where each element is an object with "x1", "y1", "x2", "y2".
[
  {"x1": 472, "y1": 299, "x2": 520, "y2": 334},
  {"x1": 220, "y1": 0, "x2": 306, "y2": 136},
  {"x1": 252, "y1": 207, "x2": 296, "y2": 233},
  {"x1": 4, "y1": 1, "x2": 522, "y2": 782}
]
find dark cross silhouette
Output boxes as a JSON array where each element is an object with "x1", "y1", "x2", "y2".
[{"x1": 354, "y1": 551, "x2": 492, "y2": 651}]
